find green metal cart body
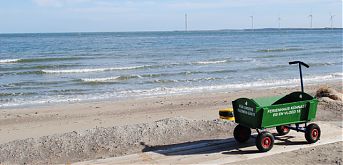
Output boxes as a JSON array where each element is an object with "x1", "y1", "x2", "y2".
[
  {"x1": 226, "y1": 61, "x2": 321, "y2": 152},
  {"x1": 232, "y1": 91, "x2": 318, "y2": 129}
]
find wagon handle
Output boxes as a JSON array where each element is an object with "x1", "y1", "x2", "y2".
[
  {"x1": 289, "y1": 61, "x2": 309, "y2": 68},
  {"x1": 289, "y1": 61, "x2": 310, "y2": 93}
]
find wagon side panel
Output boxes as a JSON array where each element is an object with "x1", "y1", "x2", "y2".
[
  {"x1": 307, "y1": 99, "x2": 318, "y2": 120},
  {"x1": 232, "y1": 98, "x2": 261, "y2": 129},
  {"x1": 261, "y1": 101, "x2": 315, "y2": 128}
]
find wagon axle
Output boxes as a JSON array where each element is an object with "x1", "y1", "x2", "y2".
[{"x1": 233, "y1": 123, "x2": 321, "y2": 152}]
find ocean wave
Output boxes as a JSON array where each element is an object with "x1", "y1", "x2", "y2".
[
  {"x1": 148, "y1": 77, "x2": 221, "y2": 84},
  {"x1": 0, "y1": 80, "x2": 69, "y2": 89},
  {"x1": 193, "y1": 60, "x2": 228, "y2": 65},
  {"x1": 81, "y1": 73, "x2": 220, "y2": 84},
  {"x1": 256, "y1": 48, "x2": 303, "y2": 53},
  {"x1": 39, "y1": 58, "x2": 243, "y2": 74},
  {"x1": 42, "y1": 65, "x2": 150, "y2": 74},
  {"x1": 81, "y1": 71, "x2": 224, "y2": 84},
  {"x1": 81, "y1": 75, "x2": 141, "y2": 83},
  {"x1": 255, "y1": 55, "x2": 279, "y2": 58},
  {"x1": 0, "y1": 71, "x2": 44, "y2": 77},
  {"x1": 158, "y1": 60, "x2": 231, "y2": 67},
  {"x1": 0, "y1": 57, "x2": 84, "y2": 64},
  {"x1": 141, "y1": 71, "x2": 204, "y2": 78},
  {"x1": 81, "y1": 76, "x2": 121, "y2": 82},
  {"x1": 1, "y1": 72, "x2": 341, "y2": 108},
  {"x1": 50, "y1": 89, "x2": 86, "y2": 95},
  {"x1": 308, "y1": 61, "x2": 343, "y2": 67},
  {"x1": 248, "y1": 64, "x2": 288, "y2": 71},
  {"x1": 142, "y1": 70, "x2": 233, "y2": 78},
  {"x1": 20, "y1": 57, "x2": 83, "y2": 63},
  {"x1": 0, "y1": 96, "x2": 85, "y2": 108},
  {"x1": 151, "y1": 79, "x2": 179, "y2": 83},
  {"x1": 243, "y1": 61, "x2": 342, "y2": 72},
  {"x1": 16, "y1": 71, "x2": 45, "y2": 75},
  {"x1": 0, "y1": 92, "x2": 36, "y2": 97},
  {"x1": 0, "y1": 59, "x2": 21, "y2": 64},
  {"x1": 119, "y1": 72, "x2": 343, "y2": 96},
  {"x1": 312, "y1": 49, "x2": 343, "y2": 54},
  {"x1": 332, "y1": 72, "x2": 343, "y2": 76},
  {"x1": 1, "y1": 64, "x2": 81, "y2": 72},
  {"x1": 5, "y1": 68, "x2": 230, "y2": 77}
]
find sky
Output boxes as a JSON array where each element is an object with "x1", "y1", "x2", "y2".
[{"x1": 0, "y1": 0, "x2": 342, "y2": 33}]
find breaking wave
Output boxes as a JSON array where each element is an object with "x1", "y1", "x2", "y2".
[
  {"x1": 118, "y1": 72, "x2": 343, "y2": 97},
  {"x1": 0, "y1": 59, "x2": 21, "y2": 64},
  {"x1": 0, "y1": 57, "x2": 84, "y2": 64},
  {"x1": 256, "y1": 48, "x2": 304, "y2": 53},
  {"x1": 192, "y1": 60, "x2": 228, "y2": 65},
  {"x1": 1, "y1": 72, "x2": 341, "y2": 108},
  {"x1": 41, "y1": 60, "x2": 232, "y2": 74},
  {"x1": 42, "y1": 66, "x2": 150, "y2": 74},
  {"x1": 80, "y1": 75, "x2": 142, "y2": 83}
]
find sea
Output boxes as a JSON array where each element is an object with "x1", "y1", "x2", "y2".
[{"x1": 0, "y1": 29, "x2": 342, "y2": 108}]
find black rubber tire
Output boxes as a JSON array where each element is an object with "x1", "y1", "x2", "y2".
[
  {"x1": 256, "y1": 131, "x2": 274, "y2": 152},
  {"x1": 305, "y1": 123, "x2": 321, "y2": 143},
  {"x1": 276, "y1": 125, "x2": 290, "y2": 136},
  {"x1": 233, "y1": 125, "x2": 251, "y2": 143}
]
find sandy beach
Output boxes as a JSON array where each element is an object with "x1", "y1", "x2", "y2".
[
  {"x1": 0, "y1": 1, "x2": 342, "y2": 164},
  {"x1": 0, "y1": 81, "x2": 342, "y2": 164}
]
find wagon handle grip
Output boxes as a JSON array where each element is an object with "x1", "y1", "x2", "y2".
[
  {"x1": 289, "y1": 61, "x2": 309, "y2": 68},
  {"x1": 289, "y1": 61, "x2": 310, "y2": 93}
]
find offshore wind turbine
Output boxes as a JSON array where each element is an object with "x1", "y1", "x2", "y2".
[
  {"x1": 185, "y1": 13, "x2": 188, "y2": 32},
  {"x1": 250, "y1": 16, "x2": 254, "y2": 31},
  {"x1": 330, "y1": 14, "x2": 335, "y2": 29},
  {"x1": 308, "y1": 13, "x2": 313, "y2": 28},
  {"x1": 278, "y1": 16, "x2": 281, "y2": 29}
]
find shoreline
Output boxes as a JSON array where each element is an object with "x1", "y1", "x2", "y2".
[
  {"x1": 0, "y1": 81, "x2": 341, "y2": 145},
  {"x1": 1, "y1": 79, "x2": 342, "y2": 110}
]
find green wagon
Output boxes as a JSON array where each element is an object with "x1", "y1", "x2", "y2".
[{"x1": 231, "y1": 61, "x2": 321, "y2": 152}]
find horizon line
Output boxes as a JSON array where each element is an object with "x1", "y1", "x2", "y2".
[{"x1": 1, "y1": 27, "x2": 342, "y2": 35}]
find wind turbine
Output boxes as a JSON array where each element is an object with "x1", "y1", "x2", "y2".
[
  {"x1": 308, "y1": 13, "x2": 313, "y2": 28},
  {"x1": 330, "y1": 14, "x2": 335, "y2": 29},
  {"x1": 185, "y1": 13, "x2": 188, "y2": 32},
  {"x1": 278, "y1": 16, "x2": 281, "y2": 29},
  {"x1": 250, "y1": 16, "x2": 254, "y2": 31}
]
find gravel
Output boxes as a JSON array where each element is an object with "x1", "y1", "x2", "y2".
[
  {"x1": 0, "y1": 117, "x2": 235, "y2": 164},
  {"x1": 316, "y1": 95, "x2": 343, "y2": 121}
]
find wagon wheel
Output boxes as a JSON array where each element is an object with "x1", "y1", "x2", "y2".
[
  {"x1": 276, "y1": 125, "x2": 290, "y2": 136},
  {"x1": 256, "y1": 131, "x2": 274, "y2": 152},
  {"x1": 233, "y1": 125, "x2": 251, "y2": 143},
  {"x1": 305, "y1": 123, "x2": 321, "y2": 143}
]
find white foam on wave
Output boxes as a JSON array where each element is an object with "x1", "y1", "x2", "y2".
[
  {"x1": 81, "y1": 74, "x2": 142, "y2": 82},
  {"x1": 81, "y1": 76, "x2": 121, "y2": 82},
  {"x1": 0, "y1": 59, "x2": 21, "y2": 64},
  {"x1": 42, "y1": 65, "x2": 149, "y2": 74},
  {"x1": 193, "y1": 60, "x2": 227, "y2": 65},
  {"x1": 1, "y1": 72, "x2": 341, "y2": 108},
  {"x1": 119, "y1": 72, "x2": 343, "y2": 97},
  {"x1": 0, "y1": 95, "x2": 87, "y2": 108},
  {"x1": 332, "y1": 72, "x2": 343, "y2": 77}
]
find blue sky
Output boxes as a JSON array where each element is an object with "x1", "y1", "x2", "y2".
[{"x1": 0, "y1": 0, "x2": 341, "y2": 33}]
